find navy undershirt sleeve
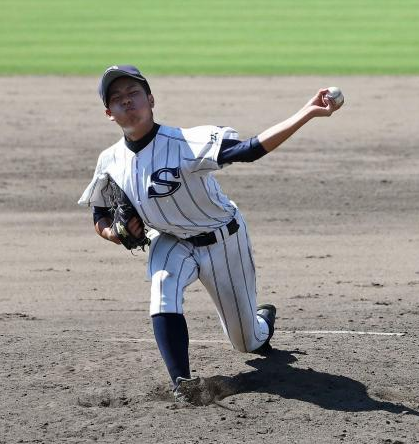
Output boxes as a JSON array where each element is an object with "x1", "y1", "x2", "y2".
[
  {"x1": 217, "y1": 136, "x2": 268, "y2": 165},
  {"x1": 92, "y1": 206, "x2": 112, "y2": 225}
]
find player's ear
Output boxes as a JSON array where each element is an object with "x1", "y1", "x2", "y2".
[
  {"x1": 105, "y1": 108, "x2": 115, "y2": 121},
  {"x1": 148, "y1": 94, "x2": 155, "y2": 108}
]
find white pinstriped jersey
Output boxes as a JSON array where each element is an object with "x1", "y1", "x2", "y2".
[
  {"x1": 79, "y1": 123, "x2": 271, "y2": 351},
  {"x1": 78, "y1": 124, "x2": 240, "y2": 238}
]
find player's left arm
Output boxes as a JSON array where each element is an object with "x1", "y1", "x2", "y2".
[
  {"x1": 93, "y1": 206, "x2": 121, "y2": 244},
  {"x1": 92, "y1": 205, "x2": 145, "y2": 246}
]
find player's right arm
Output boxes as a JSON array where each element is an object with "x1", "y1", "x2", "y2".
[
  {"x1": 258, "y1": 89, "x2": 341, "y2": 153},
  {"x1": 216, "y1": 89, "x2": 342, "y2": 165}
]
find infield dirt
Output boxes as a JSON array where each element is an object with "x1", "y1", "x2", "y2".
[{"x1": 1, "y1": 76, "x2": 418, "y2": 443}]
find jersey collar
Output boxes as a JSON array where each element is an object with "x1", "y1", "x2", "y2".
[{"x1": 124, "y1": 123, "x2": 161, "y2": 153}]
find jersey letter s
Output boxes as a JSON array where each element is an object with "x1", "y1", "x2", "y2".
[{"x1": 148, "y1": 167, "x2": 181, "y2": 198}]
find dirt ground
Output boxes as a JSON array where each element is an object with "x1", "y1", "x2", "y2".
[{"x1": 1, "y1": 75, "x2": 419, "y2": 444}]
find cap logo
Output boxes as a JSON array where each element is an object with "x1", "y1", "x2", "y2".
[{"x1": 105, "y1": 65, "x2": 119, "y2": 74}]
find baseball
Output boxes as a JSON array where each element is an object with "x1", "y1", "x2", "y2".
[{"x1": 325, "y1": 86, "x2": 344, "y2": 107}]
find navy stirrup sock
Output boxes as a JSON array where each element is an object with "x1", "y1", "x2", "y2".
[{"x1": 151, "y1": 313, "x2": 191, "y2": 386}]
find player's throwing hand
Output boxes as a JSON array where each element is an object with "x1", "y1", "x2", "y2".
[{"x1": 303, "y1": 88, "x2": 344, "y2": 117}]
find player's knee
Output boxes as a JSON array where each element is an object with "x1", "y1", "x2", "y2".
[{"x1": 231, "y1": 336, "x2": 267, "y2": 353}]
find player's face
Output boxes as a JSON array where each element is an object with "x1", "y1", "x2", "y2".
[{"x1": 106, "y1": 77, "x2": 154, "y2": 132}]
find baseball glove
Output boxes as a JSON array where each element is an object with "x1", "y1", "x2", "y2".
[{"x1": 107, "y1": 176, "x2": 150, "y2": 251}]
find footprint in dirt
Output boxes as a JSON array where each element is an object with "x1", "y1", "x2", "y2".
[{"x1": 77, "y1": 388, "x2": 132, "y2": 408}]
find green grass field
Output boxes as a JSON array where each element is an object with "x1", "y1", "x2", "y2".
[{"x1": 1, "y1": 0, "x2": 418, "y2": 75}]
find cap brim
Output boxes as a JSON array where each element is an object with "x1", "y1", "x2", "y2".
[{"x1": 101, "y1": 69, "x2": 148, "y2": 107}]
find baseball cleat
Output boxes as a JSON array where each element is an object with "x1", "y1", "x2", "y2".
[
  {"x1": 173, "y1": 376, "x2": 201, "y2": 404},
  {"x1": 254, "y1": 303, "x2": 277, "y2": 355}
]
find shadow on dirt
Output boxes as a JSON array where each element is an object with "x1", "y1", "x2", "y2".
[{"x1": 205, "y1": 349, "x2": 419, "y2": 415}]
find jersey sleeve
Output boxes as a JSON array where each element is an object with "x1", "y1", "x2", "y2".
[
  {"x1": 180, "y1": 126, "x2": 239, "y2": 173},
  {"x1": 77, "y1": 151, "x2": 113, "y2": 208}
]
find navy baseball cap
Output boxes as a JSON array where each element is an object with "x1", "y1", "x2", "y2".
[{"x1": 99, "y1": 65, "x2": 151, "y2": 107}]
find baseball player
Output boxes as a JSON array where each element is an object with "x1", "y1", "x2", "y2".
[{"x1": 78, "y1": 65, "x2": 342, "y2": 402}]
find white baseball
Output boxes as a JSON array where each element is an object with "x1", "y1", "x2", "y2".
[{"x1": 326, "y1": 86, "x2": 344, "y2": 107}]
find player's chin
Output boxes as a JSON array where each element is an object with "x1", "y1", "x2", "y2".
[{"x1": 122, "y1": 115, "x2": 143, "y2": 128}]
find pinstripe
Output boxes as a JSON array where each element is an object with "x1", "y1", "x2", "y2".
[
  {"x1": 151, "y1": 137, "x2": 156, "y2": 171},
  {"x1": 207, "y1": 176, "x2": 229, "y2": 209},
  {"x1": 157, "y1": 129, "x2": 218, "y2": 153},
  {"x1": 183, "y1": 156, "x2": 217, "y2": 163},
  {"x1": 157, "y1": 128, "x2": 230, "y2": 154},
  {"x1": 158, "y1": 138, "x2": 198, "y2": 227},
  {"x1": 169, "y1": 196, "x2": 200, "y2": 226},
  {"x1": 155, "y1": 203, "x2": 222, "y2": 229},
  {"x1": 178, "y1": 144, "x2": 225, "y2": 224},
  {"x1": 135, "y1": 155, "x2": 142, "y2": 200},
  {"x1": 199, "y1": 176, "x2": 228, "y2": 212},
  {"x1": 180, "y1": 167, "x2": 221, "y2": 221},
  {"x1": 158, "y1": 133, "x2": 185, "y2": 142},
  {"x1": 100, "y1": 185, "x2": 108, "y2": 205},
  {"x1": 160, "y1": 137, "x2": 201, "y2": 228},
  {"x1": 186, "y1": 267, "x2": 196, "y2": 282},
  {"x1": 206, "y1": 247, "x2": 231, "y2": 342},
  {"x1": 165, "y1": 142, "x2": 225, "y2": 225},
  {"x1": 221, "y1": 241, "x2": 247, "y2": 352},
  {"x1": 156, "y1": 132, "x2": 190, "y2": 143},
  {"x1": 137, "y1": 203, "x2": 152, "y2": 226},
  {"x1": 209, "y1": 176, "x2": 229, "y2": 209},
  {"x1": 216, "y1": 191, "x2": 224, "y2": 206},
  {"x1": 236, "y1": 234, "x2": 265, "y2": 344},
  {"x1": 150, "y1": 139, "x2": 189, "y2": 231},
  {"x1": 174, "y1": 254, "x2": 197, "y2": 313},
  {"x1": 134, "y1": 155, "x2": 154, "y2": 225},
  {"x1": 165, "y1": 138, "x2": 170, "y2": 177},
  {"x1": 170, "y1": 206, "x2": 226, "y2": 230},
  {"x1": 190, "y1": 167, "x2": 220, "y2": 173},
  {"x1": 175, "y1": 255, "x2": 188, "y2": 313},
  {"x1": 148, "y1": 234, "x2": 163, "y2": 276},
  {"x1": 153, "y1": 203, "x2": 190, "y2": 231},
  {"x1": 147, "y1": 133, "x2": 221, "y2": 231},
  {"x1": 242, "y1": 221, "x2": 257, "y2": 301},
  {"x1": 135, "y1": 183, "x2": 153, "y2": 225},
  {"x1": 159, "y1": 240, "x2": 180, "y2": 313},
  {"x1": 242, "y1": 222, "x2": 256, "y2": 273}
]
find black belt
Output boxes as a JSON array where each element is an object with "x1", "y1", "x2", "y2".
[{"x1": 185, "y1": 219, "x2": 240, "y2": 247}]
